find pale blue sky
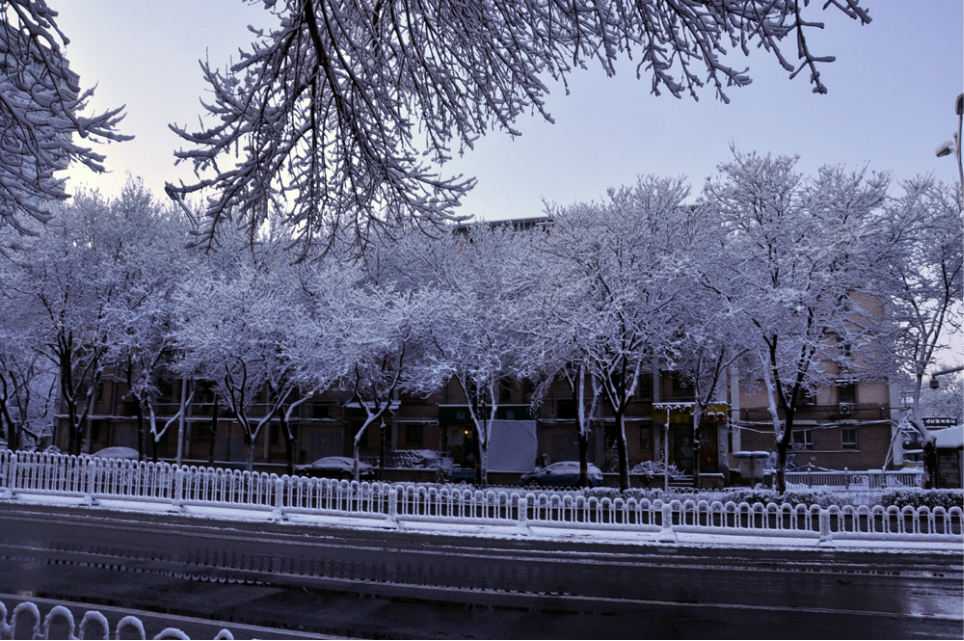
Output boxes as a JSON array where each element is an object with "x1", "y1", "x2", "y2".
[{"x1": 55, "y1": 1, "x2": 963, "y2": 219}]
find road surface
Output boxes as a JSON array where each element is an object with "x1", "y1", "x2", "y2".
[{"x1": 0, "y1": 503, "x2": 960, "y2": 639}]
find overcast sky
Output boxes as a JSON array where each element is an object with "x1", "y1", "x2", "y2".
[
  {"x1": 55, "y1": 1, "x2": 963, "y2": 220},
  {"x1": 45, "y1": 2, "x2": 964, "y2": 366}
]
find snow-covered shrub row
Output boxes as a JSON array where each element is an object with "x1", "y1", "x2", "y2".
[
  {"x1": 582, "y1": 486, "x2": 964, "y2": 510},
  {"x1": 880, "y1": 489, "x2": 964, "y2": 511}
]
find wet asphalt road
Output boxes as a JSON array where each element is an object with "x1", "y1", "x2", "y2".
[{"x1": 0, "y1": 503, "x2": 961, "y2": 639}]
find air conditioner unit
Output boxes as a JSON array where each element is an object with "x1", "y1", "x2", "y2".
[{"x1": 838, "y1": 403, "x2": 853, "y2": 416}]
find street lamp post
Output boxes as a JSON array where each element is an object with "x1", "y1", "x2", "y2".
[{"x1": 935, "y1": 93, "x2": 964, "y2": 189}]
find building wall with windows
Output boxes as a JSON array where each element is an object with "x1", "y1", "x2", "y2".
[
  {"x1": 735, "y1": 378, "x2": 897, "y2": 471},
  {"x1": 56, "y1": 363, "x2": 897, "y2": 477}
]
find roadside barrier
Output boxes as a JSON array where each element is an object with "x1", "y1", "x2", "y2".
[
  {"x1": 0, "y1": 598, "x2": 236, "y2": 640},
  {"x1": 1, "y1": 450, "x2": 960, "y2": 546}
]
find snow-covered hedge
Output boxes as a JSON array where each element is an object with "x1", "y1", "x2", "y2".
[
  {"x1": 583, "y1": 486, "x2": 964, "y2": 510},
  {"x1": 880, "y1": 488, "x2": 963, "y2": 511}
]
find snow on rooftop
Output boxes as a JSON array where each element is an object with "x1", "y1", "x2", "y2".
[{"x1": 934, "y1": 425, "x2": 963, "y2": 449}]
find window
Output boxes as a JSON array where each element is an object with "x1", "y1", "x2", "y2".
[
  {"x1": 670, "y1": 373, "x2": 694, "y2": 400},
  {"x1": 792, "y1": 429, "x2": 814, "y2": 450},
  {"x1": 195, "y1": 381, "x2": 215, "y2": 404},
  {"x1": 556, "y1": 399, "x2": 577, "y2": 420},
  {"x1": 90, "y1": 420, "x2": 104, "y2": 441},
  {"x1": 522, "y1": 380, "x2": 535, "y2": 403},
  {"x1": 636, "y1": 374, "x2": 653, "y2": 400},
  {"x1": 800, "y1": 388, "x2": 818, "y2": 406},
  {"x1": 195, "y1": 424, "x2": 213, "y2": 444},
  {"x1": 405, "y1": 424, "x2": 424, "y2": 448},
  {"x1": 270, "y1": 424, "x2": 281, "y2": 445},
  {"x1": 837, "y1": 382, "x2": 856, "y2": 404},
  {"x1": 639, "y1": 424, "x2": 653, "y2": 450},
  {"x1": 500, "y1": 378, "x2": 513, "y2": 403},
  {"x1": 841, "y1": 428, "x2": 858, "y2": 450},
  {"x1": 312, "y1": 401, "x2": 330, "y2": 419}
]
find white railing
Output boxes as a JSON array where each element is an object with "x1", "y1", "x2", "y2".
[
  {"x1": 785, "y1": 469, "x2": 924, "y2": 490},
  {"x1": 1, "y1": 450, "x2": 960, "y2": 546},
  {"x1": 0, "y1": 598, "x2": 236, "y2": 640}
]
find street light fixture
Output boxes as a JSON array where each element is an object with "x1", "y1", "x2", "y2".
[
  {"x1": 935, "y1": 93, "x2": 964, "y2": 188},
  {"x1": 928, "y1": 365, "x2": 964, "y2": 390}
]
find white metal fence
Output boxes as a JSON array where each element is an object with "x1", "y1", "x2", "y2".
[
  {"x1": 0, "y1": 598, "x2": 236, "y2": 640},
  {"x1": 1, "y1": 451, "x2": 960, "y2": 545},
  {"x1": 785, "y1": 469, "x2": 924, "y2": 490}
]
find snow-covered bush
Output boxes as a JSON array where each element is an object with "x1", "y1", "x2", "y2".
[
  {"x1": 880, "y1": 488, "x2": 963, "y2": 510},
  {"x1": 630, "y1": 460, "x2": 684, "y2": 479}
]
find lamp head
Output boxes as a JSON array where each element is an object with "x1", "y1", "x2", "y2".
[{"x1": 936, "y1": 140, "x2": 956, "y2": 158}]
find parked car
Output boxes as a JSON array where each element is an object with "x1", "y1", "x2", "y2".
[
  {"x1": 90, "y1": 446, "x2": 139, "y2": 461},
  {"x1": 293, "y1": 456, "x2": 375, "y2": 481},
  {"x1": 449, "y1": 464, "x2": 478, "y2": 484},
  {"x1": 520, "y1": 461, "x2": 603, "y2": 488}
]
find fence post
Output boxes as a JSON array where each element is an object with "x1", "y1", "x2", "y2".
[
  {"x1": 818, "y1": 508, "x2": 834, "y2": 547},
  {"x1": 658, "y1": 502, "x2": 677, "y2": 544},
  {"x1": 270, "y1": 476, "x2": 287, "y2": 521},
  {"x1": 172, "y1": 467, "x2": 185, "y2": 512},
  {"x1": 516, "y1": 497, "x2": 531, "y2": 535},
  {"x1": 1, "y1": 453, "x2": 17, "y2": 500},
  {"x1": 844, "y1": 467, "x2": 850, "y2": 490},
  {"x1": 386, "y1": 487, "x2": 399, "y2": 528},
  {"x1": 82, "y1": 460, "x2": 98, "y2": 506}
]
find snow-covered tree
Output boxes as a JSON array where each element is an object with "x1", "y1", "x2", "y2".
[
  {"x1": 0, "y1": 311, "x2": 56, "y2": 450},
  {"x1": 669, "y1": 208, "x2": 752, "y2": 489},
  {"x1": 0, "y1": 0, "x2": 130, "y2": 238},
  {"x1": 544, "y1": 176, "x2": 694, "y2": 490},
  {"x1": 1, "y1": 192, "x2": 141, "y2": 455},
  {"x1": 520, "y1": 227, "x2": 603, "y2": 488},
  {"x1": 880, "y1": 178, "x2": 963, "y2": 487},
  {"x1": 168, "y1": 0, "x2": 871, "y2": 256},
  {"x1": 99, "y1": 181, "x2": 196, "y2": 461},
  {"x1": 402, "y1": 226, "x2": 529, "y2": 487},
  {"x1": 703, "y1": 151, "x2": 890, "y2": 493},
  {"x1": 173, "y1": 229, "x2": 313, "y2": 472}
]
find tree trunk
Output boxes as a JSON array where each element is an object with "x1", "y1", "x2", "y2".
[
  {"x1": 353, "y1": 436, "x2": 362, "y2": 482},
  {"x1": 692, "y1": 409, "x2": 702, "y2": 490},
  {"x1": 923, "y1": 440, "x2": 938, "y2": 489},
  {"x1": 578, "y1": 428, "x2": 591, "y2": 488},
  {"x1": 244, "y1": 430, "x2": 255, "y2": 473},
  {"x1": 616, "y1": 411, "x2": 630, "y2": 491},
  {"x1": 135, "y1": 401, "x2": 144, "y2": 462},
  {"x1": 479, "y1": 435, "x2": 489, "y2": 488},
  {"x1": 774, "y1": 422, "x2": 793, "y2": 494},
  {"x1": 208, "y1": 399, "x2": 219, "y2": 466},
  {"x1": 378, "y1": 418, "x2": 388, "y2": 480},
  {"x1": 176, "y1": 377, "x2": 188, "y2": 467},
  {"x1": 281, "y1": 412, "x2": 294, "y2": 477}
]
